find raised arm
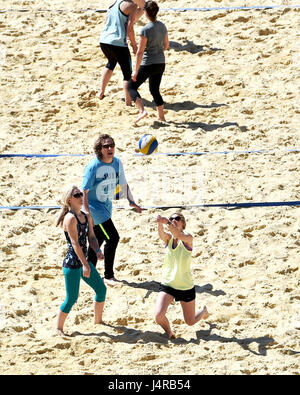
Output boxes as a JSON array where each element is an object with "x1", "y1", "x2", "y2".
[
  {"x1": 167, "y1": 224, "x2": 193, "y2": 249},
  {"x1": 157, "y1": 215, "x2": 172, "y2": 245}
]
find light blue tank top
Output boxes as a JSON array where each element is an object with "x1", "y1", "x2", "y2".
[{"x1": 100, "y1": 0, "x2": 129, "y2": 47}]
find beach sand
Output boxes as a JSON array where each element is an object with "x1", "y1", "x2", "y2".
[{"x1": 0, "y1": 0, "x2": 299, "y2": 375}]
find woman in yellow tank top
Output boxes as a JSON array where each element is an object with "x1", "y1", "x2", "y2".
[{"x1": 155, "y1": 212, "x2": 209, "y2": 338}]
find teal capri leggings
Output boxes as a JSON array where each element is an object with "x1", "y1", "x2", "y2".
[{"x1": 60, "y1": 262, "x2": 106, "y2": 314}]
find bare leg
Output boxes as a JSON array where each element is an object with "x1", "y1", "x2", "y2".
[
  {"x1": 57, "y1": 310, "x2": 68, "y2": 336},
  {"x1": 134, "y1": 97, "x2": 148, "y2": 124},
  {"x1": 154, "y1": 292, "x2": 175, "y2": 338},
  {"x1": 156, "y1": 104, "x2": 166, "y2": 122},
  {"x1": 123, "y1": 80, "x2": 132, "y2": 106},
  {"x1": 180, "y1": 300, "x2": 209, "y2": 326},
  {"x1": 98, "y1": 68, "x2": 113, "y2": 99},
  {"x1": 94, "y1": 301, "x2": 105, "y2": 324}
]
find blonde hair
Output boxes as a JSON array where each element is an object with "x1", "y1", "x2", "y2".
[
  {"x1": 171, "y1": 212, "x2": 186, "y2": 229},
  {"x1": 55, "y1": 184, "x2": 78, "y2": 227}
]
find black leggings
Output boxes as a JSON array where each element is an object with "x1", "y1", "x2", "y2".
[
  {"x1": 88, "y1": 218, "x2": 120, "y2": 279},
  {"x1": 100, "y1": 42, "x2": 132, "y2": 81},
  {"x1": 128, "y1": 63, "x2": 165, "y2": 106}
]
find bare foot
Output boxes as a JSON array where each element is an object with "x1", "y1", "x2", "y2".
[
  {"x1": 163, "y1": 330, "x2": 175, "y2": 339},
  {"x1": 199, "y1": 305, "x2": 210, "y2": 320},
  {"x1": 96, "y1": 91, "x2": 105, "y2": 100},
  {"x1": 158, "y1": 116, "x2": 166, "y2": 122},
  {"x1": 56, "y1": 329, "x2": 70, "y2": 339},
  {"x1": 104, "y1": 277, "x2": 118, "y2": 287},
  {"x1": 134, "y1": 110, "x2": 148, "y2": 124}
]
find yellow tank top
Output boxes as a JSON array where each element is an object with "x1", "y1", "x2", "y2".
[{"x1": 161, "y1": 238, "x2": 194, "y2": 291}]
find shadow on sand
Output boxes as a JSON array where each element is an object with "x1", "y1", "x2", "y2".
[
  {"x1": 142, "y1": 99, "x2": 227, "y2": 111},
  {"x1": 167, "y1": 119, "x2": 248, "y2": 132},
  {"x1": 119, "y1": 280, "x2": 226, "y2": 299},
  {"x1": 69, "y1": 279, "x2": 278, "y2": 355},
  {"x1": 140, "y1": 99, "x2": 248, "y2": 132},
  {"x1": 169, "y1": 40, "x2": 223, "y2": 55},
  {"x1": 71, "y1": 322, "x2": 275, "y2": 355}
]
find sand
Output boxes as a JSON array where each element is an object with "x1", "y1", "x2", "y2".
[{"x1": 0, "y1": 0, "x2": 299, "y2": 375}]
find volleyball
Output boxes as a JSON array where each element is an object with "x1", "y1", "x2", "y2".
[{"x1": 138, "y1": 134, "x2": 158, "y2": 155}]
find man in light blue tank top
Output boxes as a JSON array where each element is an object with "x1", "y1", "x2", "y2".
[
  {"x1": 82, "y1": 134, "x2": 142, "y2": 286},
  {"x1": 98, "y1": 1, "x2": 145, "y2": 105},
  {"x1": 100, "y1": 0, "x2": 130, "y2": 47}
]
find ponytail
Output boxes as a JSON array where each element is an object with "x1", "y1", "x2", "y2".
[
  {"x1": 55, "y1": 184, "x2": 78, "y2": 227},
  {"x1": 55, "y1": 205, "x2": 69, "y2": 227}
]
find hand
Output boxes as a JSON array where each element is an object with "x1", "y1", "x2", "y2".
[
  {"x1": 96, "y1": 250, "x2": 104, "y2": 260},
  {"x1": 157, "y1": 215, "x2": 168, "y2": 225},
  {"x1": 130, "y1": 201, "x2": 142, "y2": 213},
  {"x1": 82, "y1": 264, "x2": 91, "y2": 278},
  {"x1": 131, "y1": 72, "x2": 138, "y2": 82}
]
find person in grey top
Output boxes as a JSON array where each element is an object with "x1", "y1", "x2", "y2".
[{"x1": 128, "y1": 1, "x2": 169, "y2": 124}]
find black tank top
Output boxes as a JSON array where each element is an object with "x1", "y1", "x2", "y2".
[{"x1": 63, "y1": 211, "x2": 88, "y2": 269}]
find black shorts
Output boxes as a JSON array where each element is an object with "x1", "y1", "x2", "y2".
[
  {"x1": 159, "y1": 284, "x2": 196, "y2": 303},
  {"x1": 100, "y1": 42, "x2": 132, "y2": 81}
]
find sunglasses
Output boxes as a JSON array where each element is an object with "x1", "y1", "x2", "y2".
[
  {"x1": 73, "y1": 192, "x2": 83, "y2": 198},
  {"x1": 102, "y1": 143, "x2": 115, "y2": 149},
  {"x1": 169, "y1": 216, "x2": 181, "y2": 222}
]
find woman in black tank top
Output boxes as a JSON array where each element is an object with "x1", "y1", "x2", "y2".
[
  {"x1": 55, "y1": 185, "x2": 107, "y2": 337},
  {"x1": 63, "y1": 210, "x2": 89, "y2": 269}
]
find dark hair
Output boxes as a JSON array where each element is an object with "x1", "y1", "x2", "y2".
[
  {"x1": 94, "y1": 134, "x2": 115, "y2": 159},
  {"x1": 145, "y1": 1, "x2": 159, "y2": 21}
]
